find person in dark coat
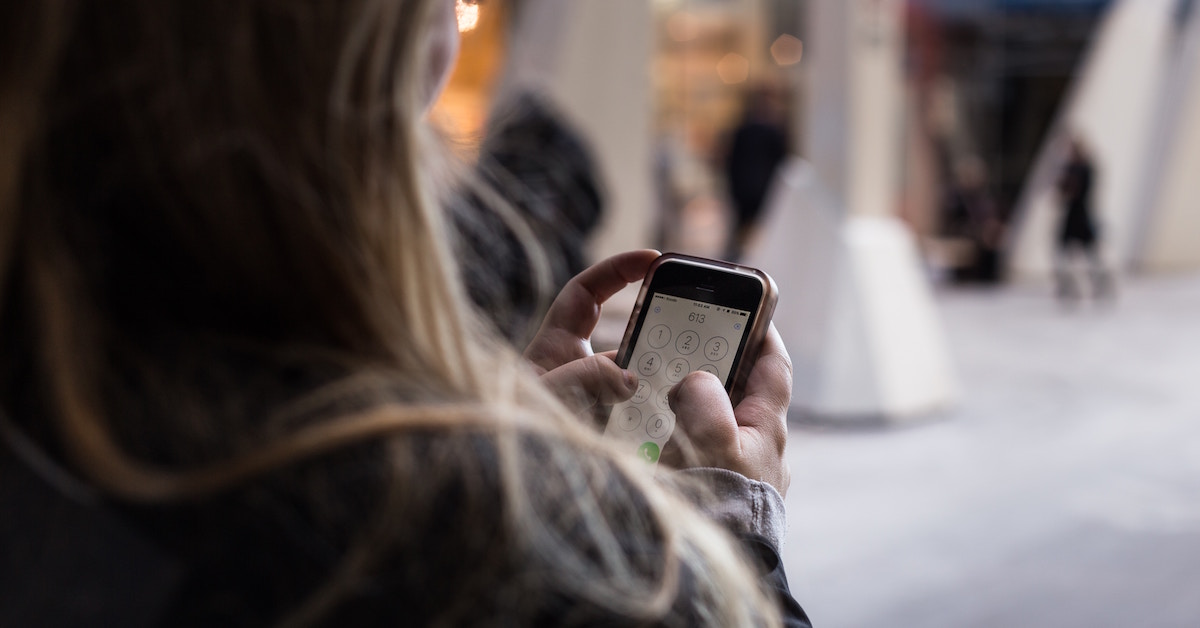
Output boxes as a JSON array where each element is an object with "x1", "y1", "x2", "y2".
[
  {"x1": 1055, "y1": 138, "x2": 1111, "y2": 301},
  {"x1": 724, "y1": 84, "x2": 790, "y2": 262}
]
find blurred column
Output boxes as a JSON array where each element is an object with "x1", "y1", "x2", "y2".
[
  {"x1": 806, "y1": 0, "x2": 903, "y2": 219},
  {"x1": 504, "y1": 0, "x2": 655, "y2": 261},
  {"x1": 748, "y1": 0, "x2": 957, "y2": 421}
]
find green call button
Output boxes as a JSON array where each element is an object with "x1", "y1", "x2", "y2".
[{"x1": 637, "y1": 441, "x2": 661, "y2": 464}]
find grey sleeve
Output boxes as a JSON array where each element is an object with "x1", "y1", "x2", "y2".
[{"x1": 675, "y1": 467, "x2": 788, "y2": 550}]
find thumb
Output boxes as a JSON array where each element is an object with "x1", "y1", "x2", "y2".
[
  {"x1": 540, "y1": 355, "x2": 638, "y2": 413},
  {"x1": 666, "y1": 371, "x2": 739, "y2": 466}
]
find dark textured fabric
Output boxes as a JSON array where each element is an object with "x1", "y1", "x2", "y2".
[
  {"x1": 739, "y1": 535, "x2": 813, "y2": 628},
  {"x1": 451, "y1": 92, "x2": 605, "y2": 343},
  {"x1": 0, "y1": 449, "x2": 181, "y2": 628}
]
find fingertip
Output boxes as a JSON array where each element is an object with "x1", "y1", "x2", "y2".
[
  {"x1": 666, "y1": 374, "x2": 691, "y2": 413},
  {"x1": 613, "y1": 249, "x2": 662, "y2": 282},
  {"x1": 622, "y1": 369, "x2": 638, "y2": 393},
  {"x1": 668, "y1": 370, "x2": 723, "y2": 413},
  {"x1": 626, "y1": 248, "x2": 662, "y2": 260},
  {"x1": 666, "y1": 382, "x2": 682, "y2": 413}
]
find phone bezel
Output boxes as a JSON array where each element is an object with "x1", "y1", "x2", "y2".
[{"x1": 614, "y1": 254, "x2": 777, "y2": 396}]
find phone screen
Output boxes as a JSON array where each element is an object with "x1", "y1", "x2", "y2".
[
  {"x1": 605, "y1": 289, "x2": 757, "y2": 463},
  {"x1": 633, "y1": 293, "x2": 752, "y2": 389}
]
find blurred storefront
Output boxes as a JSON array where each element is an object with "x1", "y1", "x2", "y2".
[
  {"x1": 431, "y1": 0, "x2": 510, "y2": 142},
  {"x1": 650, "y1": 0, "x2": 804, "y2": 255},
  {"x1": 427, "y1": 0, "x2": 1200, "y2": 422},
  {"x1": 434, "y1": 0, "x2": 1200, "y2": 285},
  {"x1": 647, "y1": 0, "x2": 1114, "y2": 283},
  {"x1": 908, "y1": 0, "x2": 1112, "y2": 283},
  {"x1": 644, "y1": 0, "x2": 1116, "y2": 283}
]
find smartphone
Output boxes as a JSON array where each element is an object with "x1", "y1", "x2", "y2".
[{"x1": 603, "y1": 253, "x2": 778, "y2": 463}]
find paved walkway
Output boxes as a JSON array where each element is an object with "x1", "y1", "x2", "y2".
[{"x1": 781, "y1": 274, "x2": 1200, "y2": 627}]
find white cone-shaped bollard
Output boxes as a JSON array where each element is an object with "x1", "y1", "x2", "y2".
[{"x1": 746, "y1": 159, "x2": 958, "y2": 422}]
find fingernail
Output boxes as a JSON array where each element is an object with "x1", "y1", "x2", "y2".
[
  {"x1": 667, "y1": 383, "x2": 683, "y2": 410},
  {"x1": 624, "y1": 370, "x2": 638, "y2": 391}
]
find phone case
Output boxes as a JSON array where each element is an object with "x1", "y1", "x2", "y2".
[{"x1": 606, "y1": 253, "x2": 778, "y2": 462}]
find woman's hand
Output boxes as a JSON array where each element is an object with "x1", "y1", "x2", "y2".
[
  {"x1": 525, "y1": 250, "x2": 661, "y2": 414},
  {"x1": 666, "y1": 324, "x2": 792, "y2": 496}
]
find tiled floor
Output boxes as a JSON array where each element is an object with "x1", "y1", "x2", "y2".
[{"x1": 781, "y1": 274, "x2": 1200, "y2": 627}]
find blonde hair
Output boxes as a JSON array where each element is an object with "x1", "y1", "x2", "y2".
[{"x1": 0, "y1": 1, "x2": 780, "y2": 625}]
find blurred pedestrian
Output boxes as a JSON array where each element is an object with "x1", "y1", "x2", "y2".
[
  {"x1": 942, "y1": 155, "x2": 1004, "y2": 283},
  {"x1": 723, "y1": 84, "x2": 790, "y2": 262},
  {"x1": 1054, "y1": 137, "x2": 1111, "y2": 301}
]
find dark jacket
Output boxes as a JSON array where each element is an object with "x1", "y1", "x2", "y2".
[{"x1": 2, "y1": 426, "x2": 811, "y2": 627}]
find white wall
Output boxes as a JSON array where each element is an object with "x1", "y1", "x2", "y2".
[
  {"x1": 533, "y1": 0, "x2": 656, "y2": 260},
  {"x1": 1137, "y1": 9, "x2": 1200, "y2": 272}
]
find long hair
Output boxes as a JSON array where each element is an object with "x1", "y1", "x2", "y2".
[{"x1": 0, "y1": 1, "x2": 780, "y2": 625}]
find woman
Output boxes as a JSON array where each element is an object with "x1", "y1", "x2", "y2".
[{"x1": 0, "y1": 1, "x2": 809, "y2": 626}]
